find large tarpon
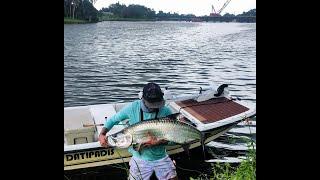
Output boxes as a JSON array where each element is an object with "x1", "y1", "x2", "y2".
[{"x1": 107, "y1": 114, "x2": 203, "y2": 152}]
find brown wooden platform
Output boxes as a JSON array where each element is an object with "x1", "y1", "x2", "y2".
[{"x1": 175, "y1": 97, "x2": 249, "y2": 124}]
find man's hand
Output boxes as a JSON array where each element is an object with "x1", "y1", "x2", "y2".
[
  {"x1": 99, "y1": 127, "x2": 109, "y2": 147},
  {"x1": 99, "y1": 134, "x2": 109, "y2": 148},
  {"x1": 140, "y1": 131, "x2": 168, "y2": 149},
  {"x1": 140, "y1": 138, "x2": 168, "y2": 149}
]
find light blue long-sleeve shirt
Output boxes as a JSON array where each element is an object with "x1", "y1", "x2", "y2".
[{"x1": 104, "y1": 100, "x2": 172, "y2": 161}]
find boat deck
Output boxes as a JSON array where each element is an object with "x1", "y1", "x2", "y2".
[{"x1": 175, "y1": 97, "x2": 249, "y2": 124}]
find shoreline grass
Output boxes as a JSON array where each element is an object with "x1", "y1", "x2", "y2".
[
  {"x1": 64, "y1": 18, "x2": 90, "y2": 24},
  {"x1": 207, "y1": 147, "x2": 256, "y2": 180},
  {"x1": 99, "y1": 17, "x2": 156, "y2": 22},
  {"x1": 193, "y1": 119, "x2": 256, "y2": 180}
]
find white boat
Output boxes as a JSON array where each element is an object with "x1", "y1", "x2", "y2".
[
  {"x1": 237, "y1": 120, "x2": 256, "y2": 126},
  {"x1": 228, "y1": 126, "x2": 256, "y2": 135},
  {"x1": 205, "y1": 156, "x2": 247, "y2": 163},
  {"x1": 206, "y1": 141, "x2": 256, "y2": 151},
  {"x1": 64, "y1": 84, "x2": 256, "y2": 171}
]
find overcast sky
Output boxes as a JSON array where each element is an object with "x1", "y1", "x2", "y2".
[{"x1": 94, "y1": 0, "x2": 256, "y2": 16}]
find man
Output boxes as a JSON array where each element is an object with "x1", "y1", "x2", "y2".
[{"x1": 99, "y1": 82, "x2": 178, "y2": 180}]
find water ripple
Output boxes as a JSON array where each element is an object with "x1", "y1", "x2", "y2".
[{"x1": 64, "y1": 22, "x2": 256, "y2": 107}]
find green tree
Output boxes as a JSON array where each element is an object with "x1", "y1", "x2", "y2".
[
  {"x1": 223, "y1": 13, "x2": 235, "y2": 17},
  {"x1": 238, "y1": 9, "x2": 256, "y2": 17},
  {"x1": 72, "y1": 0, "x2": 81, "y2": 19},
  {"x1": 122, "y1": 5, "x2": 148, "y2": 18},
  {"x1": 108, "y1": 2, "x2": 127, "y2": 17},
  {"x1": 81, "y1": 0, "x2": 99, "y2": 22},
  {"x1": 64, "y1": 0, "x2": 99, "y2": 22}
]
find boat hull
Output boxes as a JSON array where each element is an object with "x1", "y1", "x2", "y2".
[{"x1": 64, "y1": 121, "x2": 238, "y2": 171}]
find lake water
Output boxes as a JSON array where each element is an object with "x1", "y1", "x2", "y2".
[
  {"x1": 64, "y1": 21, "x2": 256, "y2": 179},
  {"x1": 64, "y1": 21, "x2": 256, "y2": 107}
]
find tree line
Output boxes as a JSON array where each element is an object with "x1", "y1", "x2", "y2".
[
  {"x1": 64, "y1": 0, "x2": 99, "y2": 22},
  {"x1": 100, "y1": 2, "x2": 196, "y2": 19},
  {"x1": 64, "y1": 1, "x2": 255, "y2": 23},
  {"x1": 100, "y1": 3, "x2": 255, "y2": 19},
  {"x1": 223, "y1": 9, "x2": 256, "y2": 17}
]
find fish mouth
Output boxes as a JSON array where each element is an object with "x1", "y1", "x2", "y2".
[{"x1": 107, "y1": 133, "x2": 133, "y2": 148}]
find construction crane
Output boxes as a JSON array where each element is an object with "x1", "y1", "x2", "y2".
[{"x1": 210, "y1": 0, "x2": 232, "y2": 17}]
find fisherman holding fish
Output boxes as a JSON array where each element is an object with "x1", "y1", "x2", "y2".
[{"x1": 99, "y1": 82, "x2": 179, "y2": 180}]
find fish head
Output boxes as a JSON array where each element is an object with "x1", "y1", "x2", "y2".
[{"x1": 107, "y1": 133, "x2": 133, "y2": 148}]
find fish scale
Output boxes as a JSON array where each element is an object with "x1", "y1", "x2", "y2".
[{"x1": 108, "y1": 118, "x2": 202, "y2": 148}]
